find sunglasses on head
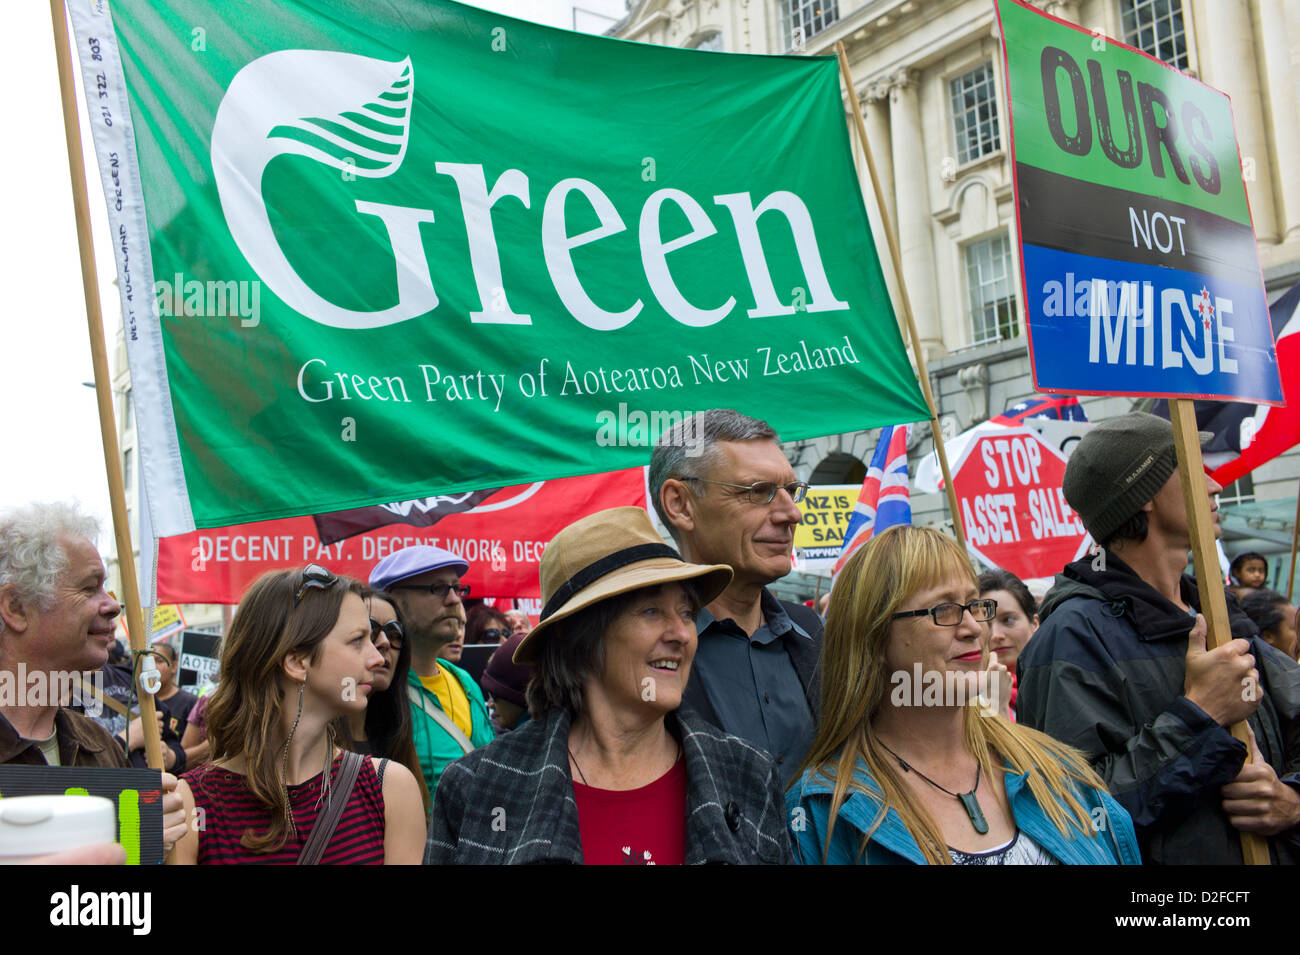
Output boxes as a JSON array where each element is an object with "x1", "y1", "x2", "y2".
[
  {"x1": 371, "y1": 618, "x2": 405, "y2": 646},
  {"x1": 294, "y1": 564, "x2": 338, "y2": 607}
]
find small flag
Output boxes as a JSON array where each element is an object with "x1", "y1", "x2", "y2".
[
  {"x1": 832, "y1": 424, "x2": 912, "y2": 580},
  {"x1": 992, "y1": 394, "x2": 1088, "y2": 425}
]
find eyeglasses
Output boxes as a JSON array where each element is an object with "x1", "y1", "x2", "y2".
[
  {"x1": 294, "y1": 564, "x2": 337, "y2": 607},
  {"x1": 680, "y1": 477, "x2": 809, "y2": 505},
  {"x1": 892, "y1": 599, "x2": 998, "y2": 627},
  {"x1": 389, "y1": 581, "x2": 470, "y2": 601},
  {"x1": 371, "y1": 618, "x2": 404, "y2": 648},
  {"x1": 480, "y1": 628, "x2": 510, "y2": 642}
]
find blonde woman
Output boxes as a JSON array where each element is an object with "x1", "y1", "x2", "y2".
[{"x1": 788, "y1": 526, "x2": 1139, "y2": 865}]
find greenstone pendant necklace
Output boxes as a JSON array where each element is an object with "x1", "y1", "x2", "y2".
[{"x1": 879, "y1": 741, "x2": 989, "y2": 835}]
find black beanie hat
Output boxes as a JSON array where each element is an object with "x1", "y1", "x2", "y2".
[{"x1": 1062, "y1": 412, "x2": 1210, "y2": 544}]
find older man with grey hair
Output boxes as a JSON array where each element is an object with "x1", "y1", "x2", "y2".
[
  {"x1": 0, "y1": 502, "x2": 186, "y2": 858},
  {"x1": 650, "y1": 409, "x2": 822, "y2": 782}
]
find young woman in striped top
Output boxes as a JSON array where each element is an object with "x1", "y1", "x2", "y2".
[{"x1": 170, "y1": 567, "x2": 426, "y2": 864}]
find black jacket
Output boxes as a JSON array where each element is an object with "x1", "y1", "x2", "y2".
[
  {"x1": 1018, "y1": 551, "x2": 1300, "y2": 864},
  {"x1": 425, "y1": 704, "x2": 794, "y2": 864}
]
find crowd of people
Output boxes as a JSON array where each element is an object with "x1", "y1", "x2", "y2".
[{"x1": 1, "y1": 408, "x2": 1298, "y2": 865}]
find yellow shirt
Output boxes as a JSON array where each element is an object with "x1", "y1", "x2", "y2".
[{"x1": 419, "y1": 664, "x2": 472, "y2": 737}]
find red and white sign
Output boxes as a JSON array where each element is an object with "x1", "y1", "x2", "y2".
[
  {"x1": 157, "y1": 469, "x2": 647, "y2": 604},
  {"x1": 951, "y1": 428, "x2": 1089, "y2": 580}
]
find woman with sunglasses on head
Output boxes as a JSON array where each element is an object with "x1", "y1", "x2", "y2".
[
  {"x1": 334, "y1": 589, "x2": 432, "y2": 815},
  {"x1": 170, "y1": 567, "x2": 427, "y2": 864},
  {"x1": 426, "y1": 507, "x2": 794, "y2": 865},
  {"x1": 788, "y1": 526, "x2": 1139, "y2": 865}
]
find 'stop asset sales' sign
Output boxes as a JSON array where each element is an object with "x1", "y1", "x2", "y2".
[{"x1": 997, "y1": 0, "x2": 1282, "y2": 405}]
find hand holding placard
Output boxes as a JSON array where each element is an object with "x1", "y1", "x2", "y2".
[
  {"x1": 1220, "y1": 725, "x2": 1300, "y2": 836},
  {"x1": 1183, "y1": 613, "x2": 1259, "y2": 727}
]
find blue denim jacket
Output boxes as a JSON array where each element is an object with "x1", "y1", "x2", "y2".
[{"x1": 787, "y1": 757, "x2": 1142, "y2": 865}]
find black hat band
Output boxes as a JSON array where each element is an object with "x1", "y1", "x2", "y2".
[{"x1": 539, "y1": 543, "x2": 680, "y2": 622}]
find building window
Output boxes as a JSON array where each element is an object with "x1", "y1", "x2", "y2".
[
  {"x1": 122, "y1": 389, "x2": 132, "y2": 430},
  {"x1": 1119, "y1": 0, "x2": 1188, "y2": 70},
  {"x1": 784, "y1": 1, "x2": 837, "y2": 50},
  {"x1": 950, "y1": 63, "x2": 1001, "y2": 165},
  {"x1": 1218, "y1": 472, "x2": 1255, "y2": 507},
  {"x1": 123, "y1": 448, "x2": 133, "y2": 490},
  {"x1": 965, "y1": 233, "x2": 1019, "y2": 343},
  {"x1": 689, "y1": 31, "x2": 724, "y2": 52}
]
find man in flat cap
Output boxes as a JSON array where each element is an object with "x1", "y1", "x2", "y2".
[
  {"x1": 371, "y1": 546, "x2": 494, "y2": 796},
  {"x1": 1018, "y1": 412, "x2": 1300, "y2": 864}
]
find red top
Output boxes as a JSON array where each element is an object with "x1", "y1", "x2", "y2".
[
  {"x1": 573, "y1": 759, "x2": 687, "y2": 865},
  {"x1": 183, "y1": 751, "x2": 385, "y2": 865}
]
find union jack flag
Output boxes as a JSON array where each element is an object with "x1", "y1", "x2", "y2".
[{"x1": 832, "y1": 424, "x2": 912, "y2": 580}]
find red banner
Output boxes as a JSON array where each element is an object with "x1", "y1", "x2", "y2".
[{"x1": 157, "y1": 469, "x2": 647, "y2": 604}]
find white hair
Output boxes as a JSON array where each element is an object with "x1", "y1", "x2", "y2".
[{"x1": 0, "y1": 502, "x2": 101, "y2": 633}]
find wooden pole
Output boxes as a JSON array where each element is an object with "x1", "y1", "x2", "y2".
[
  {"x1": 1287, "y1": 484, "x2": 1299, "y2": 602},
  {"x1": 49, "y1": 0, "x2": 163, "y2": 770},
  {"x1": 835, "y1": 43, "x2": 966, "y2": 549},
  {"x1": 1170, "y1": 400, "x2": 1270, "y2": 865}
]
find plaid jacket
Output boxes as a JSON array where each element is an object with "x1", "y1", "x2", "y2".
[{"x1": 425, "y1": 705, "x2": 795, "y2": 864}]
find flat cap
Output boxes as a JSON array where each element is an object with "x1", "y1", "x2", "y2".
[{"x1": 368, "y1": 545, "x2": 469, "y2": 591}]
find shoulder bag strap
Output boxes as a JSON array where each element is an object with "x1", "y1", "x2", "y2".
[
  {"x1": 297, "y1": 750, "x2": 366, "y2": 865},
  {"x1": 406, "y1": 684, "x2": 475, "y2": 755}
]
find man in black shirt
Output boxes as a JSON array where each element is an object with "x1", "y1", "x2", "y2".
[{"x1": 650, "y1": 409, "x2": 822, "y2": 783}]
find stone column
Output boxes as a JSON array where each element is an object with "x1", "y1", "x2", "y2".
[
  {"x1": 1259, "y1": 0, "x2": 1300, "y2": 241},
  {"x1": 863, "y1": 83, "x2": 896, "y2": 229},
  {"x1": 889, "y1": 68, "x2": 943, "y2": 355},
  {"x1": 1202, "y1": 0, "x2": 1278, "y2": 242}
]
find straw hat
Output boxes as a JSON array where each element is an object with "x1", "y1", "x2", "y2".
[{"x1": 512, "y1": 507, "x2": 732, "y2": 665}]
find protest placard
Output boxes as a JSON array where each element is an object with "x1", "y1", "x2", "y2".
[
  {"x1": 0, "y1": 766, "x2": 163, "y2": 865},
  {"x1": 951, "y1": 427, "x2": 1088, "y2": 580},
  {"x1": 177, "y1": 630, "x2": 222, "y2": 690},
  {"x1": 998, "y1": 0, "x2": 1282, "y2": 404}
]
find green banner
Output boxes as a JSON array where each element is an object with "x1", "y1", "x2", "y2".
[{"x1": 70, "y1": 0, "x2": 926, "y2": 534}]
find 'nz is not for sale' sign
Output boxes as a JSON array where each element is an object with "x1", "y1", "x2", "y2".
[{"x1": 997, "y1": 0, "x2": 1282, "y2": 405}]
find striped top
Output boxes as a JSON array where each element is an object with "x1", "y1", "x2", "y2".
[{"x1": 184, "y1": 750, "x2": 386, "y2": 865}]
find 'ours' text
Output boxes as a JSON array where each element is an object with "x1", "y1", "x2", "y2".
[{"x1": 1040, "y1": 46, "x2": 1220, "y2": 195}]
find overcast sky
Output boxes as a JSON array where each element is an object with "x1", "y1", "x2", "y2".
[{"x1": 0, "y1": 1, "x2": 624, "y2": 554}]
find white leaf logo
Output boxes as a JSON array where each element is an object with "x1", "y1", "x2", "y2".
[{"x1": 212, "y1": 50, "x2": 437, "y2": 329}]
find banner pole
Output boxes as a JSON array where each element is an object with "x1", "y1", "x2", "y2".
[
  {"x1": 835, "y1": 43, "x2": 965, "y2": 549},
  {"x1": 1288, "y1": 482, "x2": 1299, "y2": 602},
  {"x1": 49, "y1": 0, "x2": 164, "y2": 771},
  {"x1": 1170, "y1": 400, "x2": 1270, "y2": 865}
]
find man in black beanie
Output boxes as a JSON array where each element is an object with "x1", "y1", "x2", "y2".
[{"x1": 1018, "y1": 412, "x2": 1300, "y2": 864}]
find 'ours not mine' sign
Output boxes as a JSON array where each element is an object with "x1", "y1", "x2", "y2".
[{"x1": 997, "y1": 0, "x2": 1282, "y2": 405}]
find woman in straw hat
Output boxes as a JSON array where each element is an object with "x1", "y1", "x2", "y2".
[
  {"x1": 787, "y1": 526, "x2": 1140, "y2": 865},
  {"x1": 425, "y1": 507, "x2": 794, "y2": 865}
]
